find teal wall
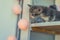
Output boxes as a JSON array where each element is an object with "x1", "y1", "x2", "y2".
[
  {"x1": 30, "y1": 32, "x2": 54, "y2": 40},
  {"x1": 32, "y1": 0, "x2": 55, "y2": 7},
  {"x1": 0, "y1": 0, "x2": 17, "y2": 40}
]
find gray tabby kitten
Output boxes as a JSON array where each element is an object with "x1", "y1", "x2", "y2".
[{"x1": 28, "y1": 4, "x2": 58, "y2": 23}]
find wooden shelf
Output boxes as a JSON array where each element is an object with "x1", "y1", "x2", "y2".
[
  {"x1": 32, "y1": 27, "x2": 60, "y2": 34},
  {"x1": 31, "y1": 21, "x2": 60, "y2": 34},
  {"x1": 31, "y1": 21, "x2": 60, "y2": 27}
]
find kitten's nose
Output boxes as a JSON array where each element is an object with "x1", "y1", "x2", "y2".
[{"x1": 32, "y1": 13, "x2": 35, "y2": 16}]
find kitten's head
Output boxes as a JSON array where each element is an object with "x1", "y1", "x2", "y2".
[
  {"x1": 28, "y1": 4, "x2": 53, "y2": 17},
  {"x1": 28, "y1": 4, "x2": 43, "y2": 16}
]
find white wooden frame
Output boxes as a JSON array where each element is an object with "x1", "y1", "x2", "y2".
[
  {"x1": 20, "y1": 0, "x2": 31, "y2": 40},
  {"x1": 31, "y1": 21, "x2": 60, "y2": 27}
]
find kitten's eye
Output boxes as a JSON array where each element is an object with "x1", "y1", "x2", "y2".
[{"x1": 38, "y1": 9, "x2": 40, "y2": 11}]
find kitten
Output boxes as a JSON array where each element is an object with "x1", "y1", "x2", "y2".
[
  {"x1": 28, "y1": 4, "x2": 60, "y2": 23},
  {"x1": 28, "y1": 5, "x2": 46, "y2": 23}
]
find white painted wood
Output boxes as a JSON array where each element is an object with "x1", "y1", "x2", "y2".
[
  {"x1": 55, "y1": 35, "x2": 60, "y2": 40},
  {"x1": 31, "y1": 21, "x2": 60, "y2": 27},
  {"x1": 20, "y1": 0, "x2": 31, "y2": 40}
]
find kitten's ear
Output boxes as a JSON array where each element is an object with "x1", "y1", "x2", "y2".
[{"x1": 28, "y1": 4, "x2": 32, "y2": 7}]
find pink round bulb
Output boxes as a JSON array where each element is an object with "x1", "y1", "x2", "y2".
[
  {"x1": 7, "y1": 36, "x2": 16, "y2": 40},
  {"x1": 18, "y1": 19, "x2": 29, "y2": 30},
  {"x1": 12, "y1": 5, "x2": 21, "y2": 15}
]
